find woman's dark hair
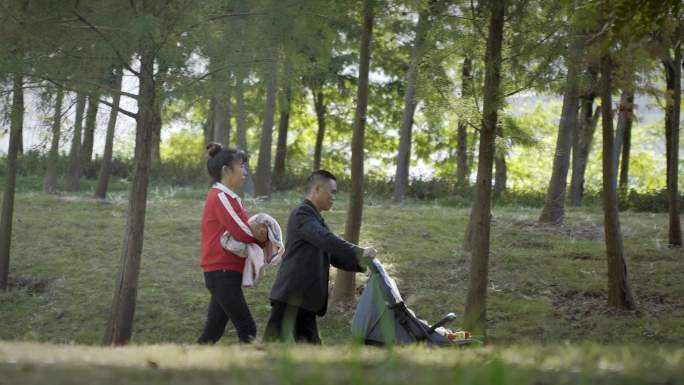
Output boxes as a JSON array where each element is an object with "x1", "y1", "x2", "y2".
[{"x1": 206, "y1": 143, "x2": 248, "y2": 184}]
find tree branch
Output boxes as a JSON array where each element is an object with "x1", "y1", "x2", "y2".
[
  {"x1": 165, "y1": 58, "x2": 272, "y2": 96},
  {"x1": 185, "y1": 11, "x2": 266, "y2": 30},
  {"x1": 98, "y1": 98, "x2": 139, "y2": 120},
  {"x1": 466, "y1": 120, "x2": 481, "y2": 133},
  {"x1": 502, "y1": 28, "x2": 560, "y2": 63},
  {"x1": 73, "y1": 11, "x2": 140, "y2": 77},
  {"x1": 585, "y1": 21, "x2": 610, "y2": 46},
  {"x1": 470, "y1": 0, "x2": 487, "y2": 40},
  {"x1": 32, "y1": 73, "x2": 138, "y2": 100},
  {"x1": 39, "y1": 76, "x2": 139, "y2": 120},
  {"x1": 503, "y1": 50, "x2": 561, "y2": 98}
]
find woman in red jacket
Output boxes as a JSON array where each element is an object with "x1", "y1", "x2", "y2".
[{"x1": 197, "y1": 143, "x2": 267, "y2": 344}]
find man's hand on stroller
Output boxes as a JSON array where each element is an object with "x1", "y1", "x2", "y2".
[{"x1": 362, "y1": 247, "x2": 377, "y2": 260}]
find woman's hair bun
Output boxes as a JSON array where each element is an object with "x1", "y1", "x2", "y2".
[{"x1": 206, "y1": 142, "x2": 222, "y2": 157}]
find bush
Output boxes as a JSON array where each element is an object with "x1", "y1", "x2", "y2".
[
  {"x1": 620, "y1": 188, "x2": 681, "y2": 212},
  {"x1": 2, "y1": 152, "x2": 683, "y2": 213}
]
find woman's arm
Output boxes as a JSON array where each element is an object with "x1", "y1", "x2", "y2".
[{"x1": 213, "y1": 192, "x2": 260, "y2": 244}]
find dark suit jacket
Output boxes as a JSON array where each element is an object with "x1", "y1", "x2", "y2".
[{"x1": 269, "y1": 199, "x2": 365, "y2": 316}]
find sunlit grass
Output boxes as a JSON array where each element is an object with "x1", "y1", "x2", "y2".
[{"x1": 1, "y1": 341, "x2": 683, "y2": 385}]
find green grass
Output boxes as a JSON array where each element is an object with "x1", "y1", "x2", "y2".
[
  {"x1": 1, "y1": 176, "x2": 684, "y2": 383},
  {"x1": 0, "y1": 342, "x2": 683, "y2": 385},
  {"x1": 1, "y1": 179, "x2": 684, "y2": 345}
]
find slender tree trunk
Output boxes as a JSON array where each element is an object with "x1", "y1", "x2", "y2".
[
  {"x1": 463, "y1": 0, "x2": 504, "y2": 338},
  {"x1": 312, "y1": 88, "x2": 326, "y2": 171},
  {"x1": 613, "y1": 87, "x2": 633, "y2": 186},
  {"x1": 95, "y1": 65, "x2": 123, "y2": 200},
  {"x1": 332, "y1": 0, "x2": 374, "y2": 304},
  {"x1": 456, "y1": 57, "x2": 472, "y2": 191},
  {"x1": 254, "y1": 53, "x2": 278, "y2": 200},
  {"x1": 538, "y1": 32, "x2": 584, "y2": 224},
  {"x1": 663, "y1": 45, "x2": 683, "y2": 248},
  {"x1": 81, "y1": 93, "x2": 100, "y2": 165},
  {"x1": 273, "y1": 83, "x2": 292, "y2": 188},
  {"x1": 225, "y1": 87, "x2": 233, "y2": 147},
  {"x1": 234, "y1": 2, "x2": 254, "y2": 196},
  {"x1": 600, "y1": 53, "x2": 636, "y2": 310},
  {"x1": 43, "y1": 87, "x2": 63, "y2": 193},
  {"x1": 150, "y1": 63, "x2": 167, "y2": 170},
  {"x1": 493, "y1": 123, "x2": 506, "y2": 199},
  {"x1": 0, "y1": 74, "x2": 24, "y2": 290},
  {"x1": 616, "y1": 87, "x2": 634, "y2": 190},
  {"x1": 619, "y1": 106, "x2": 632, "y2": 190},
  {"x1": 393, "y1": 8, "x2": 429, "y2": 203},
  {"x1": 150, "y1": 94, "x2": 162, "y2": 169},
  {"x1": 65, "y1": 93, "x2": 87, "y2": 192},
  {"x1": 103, "y1": 47, "x2": 158, "y2": 345},
  {"x1": 213, "y1": 90, "x2": 232, "y2": 146},
  {"x1": 456, "y1": 122, "x2": 469, "y2": 190},
  {"x1": 17, "y1": 122, "x2": 23, "y2": 156},
  {"x1": 569, "y1": 71, "x2": 599, "y2": 207},
  {"x1": 205, "y1": 97, "x2": 215, "y2": 145},
  {"x1": 235, "y1": 70, "x2": 255, "y2": 197}
]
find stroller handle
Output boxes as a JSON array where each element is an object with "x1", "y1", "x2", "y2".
[{"x1": 427, "y1": 312, "x2": 457, "y2": 334}]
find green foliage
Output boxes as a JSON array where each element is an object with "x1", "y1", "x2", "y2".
[
  {"x1": 160, "y1": 129, "x2": 205, "y2": 171},
  {"x1": 618, "y1": 188, "x2": 684, "y2": 212}
]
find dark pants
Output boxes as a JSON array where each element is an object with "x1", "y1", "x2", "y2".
[
  {"x1": 263, "y1": 301, "x2": 321, "y2": 344},
  {"x1": 197, "y1": 270, "x2": 256, "y2": 344}
]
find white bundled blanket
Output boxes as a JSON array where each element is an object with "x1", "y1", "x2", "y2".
[{"x1": 221, "y1": 213, "x2": 284, "y2": 287}]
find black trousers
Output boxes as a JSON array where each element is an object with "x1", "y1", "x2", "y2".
[
  {"x1": 197, "y1": 270, "x2": 256, "y2": 344},
  {"x1": 263, "y1": 301, "x2": 321, "y2": 344}
]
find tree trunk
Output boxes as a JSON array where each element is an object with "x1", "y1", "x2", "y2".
[
  {"x1": 17, "y1": 125, "x2": 23, "y2": 156},
  {"x1": 569, "y1": 70, "x2": 599, "y2": 207},
  {"x1": 663, "y1": 45, "x2": 683, "y2": 248},
  {"x1": 538, "y1": 33, "x2": 584, "y2": 224},
  {"x1": 103, "y1": 47, "x2": 157, "y2": 345},
  {"x1": 205, "y1": 97, "x2": 215, "y2": 145},
  {"x1": 95, "y1": 65, "x2": 123, "y2": 200},
  {"x1": 273, "y1": 83, "x2": 292, "y2": 189},
  {"x1": 235, "y1": 70, "x2": 255, "y2": 197},
  {"x1": 213, "y1": 90, "x2": 232, "y2": 146},
  {"x1": 225, "y1": 90, "x2": 233, "y2": 147},
  {"x1": 43, "y1": 87, "x2": 63, "y2": 193},
  {"x1": 65, "y1": 93, "x2": 87, "y2": 192},
  {"x1": 150, "y1": 94, "x2": 162, "y2": 169},
  {"x1": 616, "y1": 87, "x2": 634, "y2": 190},
  {"x1": 456, "y1": 57, "x2": 472, "y2": 191},
  {"x1": 0, "y1": 74, "x2": 24, "y2": 290},
  {"x1": 312, "y1": 88, "x2": 326, "y2": 171},
  {"x1": 332, "y1": 0, "x2": 374, "y2": 304},
  {"x1": 311, "y1": 87, "x2": 327, "y2": 171},
  {"x1": 393, "y1": 8, "x2": 429, "y2": 203},
  {"x1": 619, "y1": 106, "x2": 632, "y2": 190},
  {"x1": 81, "y1": 93, "x2": 100, "y2": 165},
  {"x1": 493, "y1": 123, "x2": 506, "y2": 199},
  {"x1": 463, "y1": 0, "x2": 504, "y2": 338},
  {"x1": 254, "y1": 53, "x2": 278, "y2": 200},
  {"x1": 600, "y1": 53, "x2": 636, "y2": 310}
]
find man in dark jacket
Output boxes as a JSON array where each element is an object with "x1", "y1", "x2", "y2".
[{"x1": 264, "y1": 170, "x2": 377, "y2": 344}]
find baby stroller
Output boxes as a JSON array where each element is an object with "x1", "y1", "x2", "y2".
[{"x1": 351, "y1": 259, "x2": 473, "y2": 346}]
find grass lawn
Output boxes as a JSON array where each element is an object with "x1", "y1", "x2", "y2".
[
  {"x1": 1, "y1": 342, "x2": 683, "y2": 385},
  {"x1": 1, "y1": 177, "x2": 683, "y2": 383}
]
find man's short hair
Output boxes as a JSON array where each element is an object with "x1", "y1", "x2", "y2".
[{"x1": 306, "y1": 169, "x2": 337, "y2": 191}]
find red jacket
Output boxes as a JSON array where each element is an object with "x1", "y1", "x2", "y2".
[{"x1": 200, "y1": 183, "x2": 260, "y2": 273}]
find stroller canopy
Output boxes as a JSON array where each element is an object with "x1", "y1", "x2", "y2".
[{"x1": 351, "y1": 259, "x2": 459, "y2": 346}]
